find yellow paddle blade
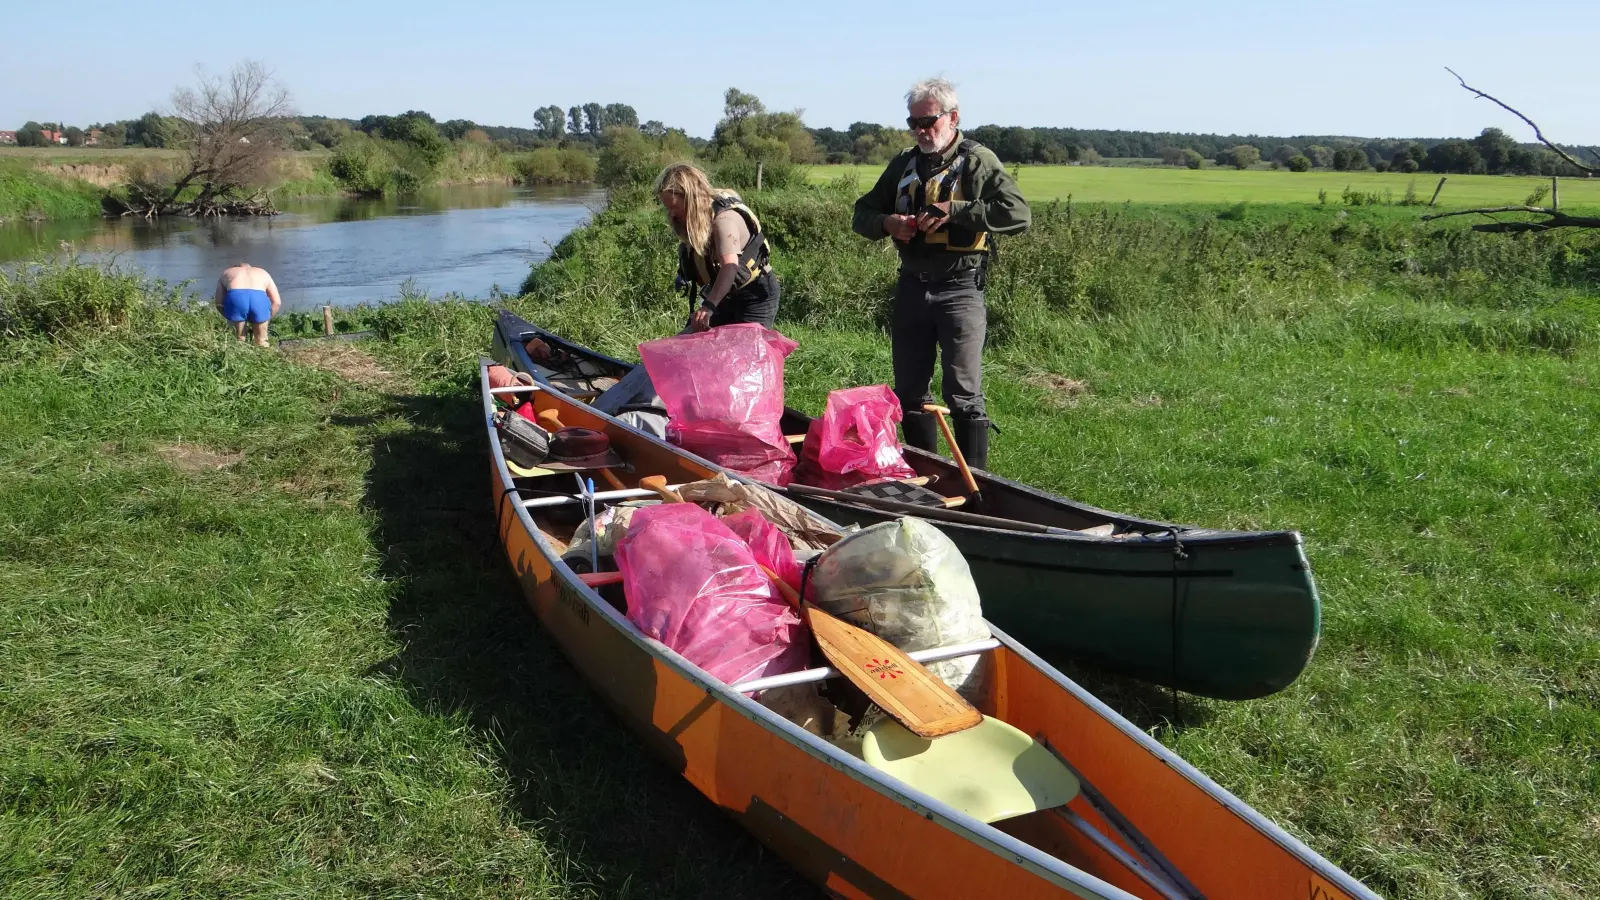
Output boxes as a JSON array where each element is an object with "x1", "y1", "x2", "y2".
[
  {"x1": 803, "y1": 606, "x2": 984, "y2": 739},
  {"x1": 862, "y1": 715, "x2": 1080, "y2": 823}
]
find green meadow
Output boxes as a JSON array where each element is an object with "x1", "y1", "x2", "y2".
[
  {"x1": 2, "y1": 181, "x2": 1598, "y2": 899},
  {"x1": 809, "y1": 162, "x2": 1600, "y2": 211}
]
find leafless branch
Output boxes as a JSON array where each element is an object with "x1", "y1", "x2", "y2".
[
  {"x1": 121, "y1": 60, "x2": 292, "y2": 217},
  {"x1": 1445, "y1": 67, "x2": 1598, "y2": 175},
  {"x1": 1421, "y1": 205, "x2": 1600, "y2": 232}
]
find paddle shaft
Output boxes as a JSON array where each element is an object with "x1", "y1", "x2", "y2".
[
  {"x1": 923, "y1": 404, "x2": 982, "y2": 498},
  {"x1": 783, "y1": 482, "x2": 1074, "y2": 536}
]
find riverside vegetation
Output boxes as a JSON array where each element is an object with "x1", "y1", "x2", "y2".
[{"x1": 2, "y1": 178, "x2": 1597, "y2": 898}]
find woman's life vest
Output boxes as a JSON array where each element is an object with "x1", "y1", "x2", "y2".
[{"x1": 677, "y1": 196, "x2": 773, "y2": 294}]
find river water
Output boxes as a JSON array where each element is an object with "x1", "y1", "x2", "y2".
[{"x1": 0, "y1": 184, "x2": 604, "y2": 311}]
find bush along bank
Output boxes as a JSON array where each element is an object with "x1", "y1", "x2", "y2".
[{"x1": 524, "y1": 182, "x2": 1600, "y2": 355}]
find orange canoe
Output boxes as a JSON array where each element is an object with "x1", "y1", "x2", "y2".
[{"x1": 479, "y1": 361, "x2": 1380, "y2": 900}]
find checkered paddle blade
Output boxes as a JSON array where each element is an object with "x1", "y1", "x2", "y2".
[{"x1": 846, "y1": 480, "x2": 947, "y2": 507}]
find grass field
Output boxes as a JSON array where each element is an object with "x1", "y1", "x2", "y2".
[
  {"x1": 3, "y1": 188, "x2": 1598, "y2": 898},
  {"x1": 810, "y1": 162, "x2": 1600, "y2": 211}
]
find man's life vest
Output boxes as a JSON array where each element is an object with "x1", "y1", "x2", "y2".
[
  {"x1": 893, "y1": 138, "x2": 988, "y2": 253},
  {"x1": 678, "y1": 195, "x2": 772, "y2": 293}
]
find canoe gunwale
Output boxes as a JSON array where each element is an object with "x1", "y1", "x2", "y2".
[
  {"x1": 477, "y1": 357, "x2": 1377, "y2": 900},
  {"x1": 476, "y1": 359, "x2": 1141, "y2": 900}
]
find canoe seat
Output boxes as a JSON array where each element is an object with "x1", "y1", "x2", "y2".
[{"x1": 861, "y1": 715, "x2": 1080, "y2": 824}]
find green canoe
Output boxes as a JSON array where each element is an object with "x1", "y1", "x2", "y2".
[{"x1": 493, "y1": 310, "x2": 1320, "y2": 700}]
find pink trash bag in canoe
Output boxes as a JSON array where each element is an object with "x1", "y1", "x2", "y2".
[
  {"x1": 637, "y1": 323, "x2": 798, "y2": 485},
  {"x1": 795, "y1": 384, "x2": 916, "y2": 490},
  {"x1": 614, "y1": 503, "x2": 808, "y2": 685},
  {"x1": 721, "y1": 508, "x2": 803, "y2": 596}
]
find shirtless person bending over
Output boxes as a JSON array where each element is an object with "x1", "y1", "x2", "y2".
[{"x1": 214, "y1": 262, "x2": 283, "y2": 346}]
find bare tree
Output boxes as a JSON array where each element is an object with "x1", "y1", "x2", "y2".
[
  {"x1": 1421, "y1": 69, "x2": 1600, "y2": 233},
  {"x1": 120, "y1": 61, "x2": 293, "y2": 218}
]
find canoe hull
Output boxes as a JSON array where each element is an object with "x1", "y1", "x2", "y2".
[
  {"x1": 491, "y1": 310, "x2": 1320, "y2": 700},
  {"x1": 481, "y1": 363, "x2": 1379, "y2": 900},
  {"x1": 790, "y1": 493, "x2": 1318, "y2": 700},
  {"x1": 486, "y1": 389, "x2": 1135, "y2": 898}
]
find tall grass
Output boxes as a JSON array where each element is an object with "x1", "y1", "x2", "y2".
[
  {"x1": 527, "y1": 183, "x2": 1600, "y2": 355},
  {"x1": 0, "y1": 256, "x2": 187, "y2": 338}
]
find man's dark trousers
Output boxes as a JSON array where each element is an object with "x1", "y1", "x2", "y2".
[{"x1": 891, "y1": 268, "x2": 990, "y2": 467}]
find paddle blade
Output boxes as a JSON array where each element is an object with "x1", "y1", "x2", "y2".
[{"x1": 803, "y1": 607, "x2": 983, "y2": 738}]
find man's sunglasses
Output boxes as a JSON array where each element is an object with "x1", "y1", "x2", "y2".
[{"x1": 906, "y1": 111, "x2": 950, "y2": 130}]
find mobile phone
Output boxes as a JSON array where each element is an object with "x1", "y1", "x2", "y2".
[{"x1": 920, "y1": 205, "x2": 948, "y2": 220}]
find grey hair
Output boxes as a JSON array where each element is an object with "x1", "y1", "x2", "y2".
[{"x1": 906, "y1": 78, "x2": 958, "y2": 112}]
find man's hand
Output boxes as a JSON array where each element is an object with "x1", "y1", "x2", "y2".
[
  {"x1": 884, "y1": 214, "x2": 918, "y2": 242},
  {"x1": 916, "y1": 201, "x2": 951, "y2": 234},
  {"x1": 688, "y1": 303, "x2": 714, "y2": 332}
]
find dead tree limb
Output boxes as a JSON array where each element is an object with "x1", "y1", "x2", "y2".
[
  {"x1": 1420, "y1": 71, "x2": 1600, "y2": 231},
  {"x1": 1445, "y1": 68, "x2": 1597, "y2": 175},
  {"x1": 1422, "y1": 206, "x2": 1600, "y2": 232}
]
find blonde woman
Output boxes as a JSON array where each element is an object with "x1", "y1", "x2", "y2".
[{"x1": 655, "y1": 163, "x2": 780, "y2": 332}]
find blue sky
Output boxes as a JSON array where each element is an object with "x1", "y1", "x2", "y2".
[{"x1": 5, "y1": 0, "x2": 1598, "y2": 143}]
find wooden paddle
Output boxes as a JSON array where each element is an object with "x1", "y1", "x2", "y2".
[
  {"x1": 923, "y1": 404, "x2": 984, "y2": 509},
  {"x1": 757, "y1": 563, "x2": 983, "y2": 739},
  {"x1": 638, "y1": 475, "x2": 680, "y2": 503},
  {"x1": 637, "y1": 475, "x2": 982, "y2": 738}
]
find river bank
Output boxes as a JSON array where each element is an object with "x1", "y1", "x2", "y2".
[
  {"x1": 1, "y1": 182, "x2": 603, "y2": 309},
  {"x1": 2, "y1": 184, "x2": 1597, "y2": 897},
  {"x1": 0, "y1": 146, "x2": 597, "y2": 223}
]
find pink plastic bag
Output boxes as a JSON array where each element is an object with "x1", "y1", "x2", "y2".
[
  {"x1": 795, "y1": 385, "x2": 916, "y2": 490},
  {"x1": 615, "y1": 503, "x2": 809, "y2": 685},
  {"x1": 721, "y1": 508, "x2": 802, "y2": 595},
  {"x1": 637, "y1": 324, "x2": 798, "y2": 485}
]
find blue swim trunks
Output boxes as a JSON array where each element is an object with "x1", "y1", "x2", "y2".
[{"x1": 222, "y1": 288, "x2": 272, "y2": 323}]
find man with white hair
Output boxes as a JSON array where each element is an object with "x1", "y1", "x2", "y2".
[{"x1": 851, "y1": 77, "x2": 1030, "y2": 470}]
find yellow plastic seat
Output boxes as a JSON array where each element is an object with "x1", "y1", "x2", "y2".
[{"x1": 861, "y1": 715, "x2": 1080, "y2": 824}]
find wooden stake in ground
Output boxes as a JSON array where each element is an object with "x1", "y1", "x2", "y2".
[
  {"x1": 1428, "y1": 177, "x2": 1448, "y2": 208},
  {"x1": 322, "y1": 306, "x2": 333, "y2": 336}
]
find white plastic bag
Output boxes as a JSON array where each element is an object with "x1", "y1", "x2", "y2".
[{"x1": 806, "y1": 517, "x2": 990, "y2": 700}]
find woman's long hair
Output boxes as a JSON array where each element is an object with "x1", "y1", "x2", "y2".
[{"x1": 654, "y1": 163, "x2": 740, "y2": 256}]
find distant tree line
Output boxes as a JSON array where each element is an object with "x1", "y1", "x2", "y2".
[
  {"x1": 804, "y1": 122, "x2": 1600, "y2": 175},
  {"x1": 24, "y1": 98, "x2": 1598, "y2": 182}
]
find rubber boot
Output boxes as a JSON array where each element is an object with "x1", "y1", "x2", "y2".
[
  {"x1": 953, "y1": 416, "x2": 990, "y2": 471},
  {"x1": 901, "y1": 410, "x2": 939, "y2": 454}
]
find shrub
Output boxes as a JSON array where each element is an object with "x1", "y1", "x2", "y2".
[
  {"x1": 1399, "y1": 158, "x2": 1420, "y2": 174},
  {"x1": 513, "y1": 147, "x2": 597, "y2": 184},
  {"x1": 712, "y1": 156, "x2": 804, "y2": 191},
  {"x1": 329, "y1": 134, "x2": 393, "y2": 195},
  {"x1": 1332, "y1": 148, "x2": 1369, "y2": 171},
  {"x1": 597, "y1": 127, "x2": 678, "y2": 189},
  {"x1": 1183, "y1": 149, "x2": 1203, "y2": 170},
  {"x1": 0, "y1": 257, "x2": 169, "y2": 337},
  {"x1": 1288, "y1": 155, "x2": 1311, "y2": 173},
  {"x1": 1226, "y1": 145, "x2": 1261, "y2": 169}
]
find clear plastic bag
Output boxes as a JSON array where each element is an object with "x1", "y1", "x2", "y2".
[
  {"x1": 637, "y1": 324, "x2": 798, "y2": 485},
  {"x1": 795, "y1": 384, "x2": 916, "y2": 490},
  {"x1": 615, "y1": 503, "x2": 809, "y2": 685},
  {"x1": 807, "y1": 517, "x2": 990, "y2": 700}
]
